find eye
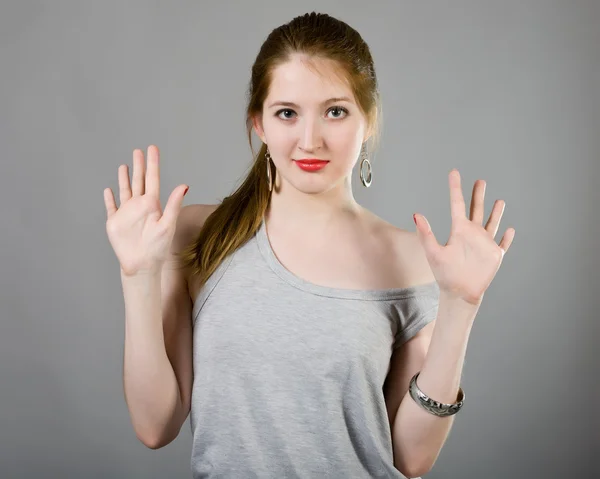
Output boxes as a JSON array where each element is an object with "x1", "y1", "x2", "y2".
[
  {"x1": 275, "y1": 106, "x2": 349, "y2": 121},
  {"x1": 327, "y1": 106, "x2": 349, "y2": 119},
  {"x1": 276, "y1": 109, "x2": 296, "y2": 120}
]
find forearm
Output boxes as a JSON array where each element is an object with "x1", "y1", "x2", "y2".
[
  {"x1": 392, "y1": 293, "x2": 478, "y2": 477},
  {"x1": 121, "y1": 270, "x2": 184, "y2": 448}
]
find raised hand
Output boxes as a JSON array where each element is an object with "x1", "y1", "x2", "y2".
[
  {"x1": 103, "y1": 145, "x2": 189, "y2": 277},
  {"x1": 414, "y1": 169, "x2": 515, "y2": 307}
]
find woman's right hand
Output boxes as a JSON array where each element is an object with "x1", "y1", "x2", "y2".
[{"x1": 103, "y1": 145, "x2": 189, "y2": 277}]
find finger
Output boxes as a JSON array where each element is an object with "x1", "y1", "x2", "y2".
[
  {"x1": 118, "y1": 164, "x2": 132, "y2": 206},
  {"x1": 145, "y1": 145, "x2": 160, "y2": 198},
  {"x1": 414, "y1": 214, "x2": 441, "y2": 259},
  {"x1": 469, "y1": 180, "x2": 486, "y2": 225},
  {"x1": 449, "y1": 169, "x2": 467, "y2": 221},
  {"x1": 160, "y1": 185, "x2": 189, "y2": 228},
  {"x1": 484, "y1": 200, "x2": 506, "y2": 238},
  {"x1": 498, "y1": 228, "x2": 515, "y2": 255},
  {"x1": 131, "y1": 149, "x2": 145, "y2": 196},
  {"x1": 104, "y1": 188, "x2": 117, "y2": 218}
]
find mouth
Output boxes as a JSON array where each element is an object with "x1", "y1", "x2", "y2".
[
  {"x1": 293, "y1": 159, "x2": 329, "y2": 172},
  {"x1": 294, "y1": 158, "x2": 328, "y2": 164}
]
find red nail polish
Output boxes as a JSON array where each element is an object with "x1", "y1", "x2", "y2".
[
  {"x1": 183, "y1": 186, "x2": 189, "y2": 196},
  {"x1": 413, "y1": 214, "x2": 417, "y2": 225}
]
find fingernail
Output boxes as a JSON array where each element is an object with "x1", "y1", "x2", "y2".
[
  {"x1": 413, "y1": 214, "x2": 418, "y2": 225},
  {"x1": 183, "y1": 186, "x2": 189, "y2": 196}
]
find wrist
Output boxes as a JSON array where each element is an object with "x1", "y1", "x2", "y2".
[
  {"x1": 436, "y1": 291, "x2": 480, "y2": 329},
  {"x1": 120, "y1": 265, "x2": 163, "y2": 282},
  {"x1": 439, "y1": 290, "x2": 482, "y2": 312}
]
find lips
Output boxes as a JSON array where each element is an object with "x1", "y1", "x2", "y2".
[
  {"x1": 294, "y1": 159, "x2": 329, "y2": 172},
  {"x1": 294, "y1": 159, "x2": 329, "y2": 165}
]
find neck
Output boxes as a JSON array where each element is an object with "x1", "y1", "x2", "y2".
[{"x1": 265, "y1": 176, "x2": 363, "y2": 233}]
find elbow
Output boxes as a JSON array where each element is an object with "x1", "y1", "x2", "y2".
[
  {"x1": 134, "y1": 422, "x2": 181, "y2": 450},
  {"x1": 134, "y1": 403, "x2": 190, "y2": 450},
  {"x1": 399, "y1": 463, "x2": 433, "y2": 478},
  {"x1": 137, "y1": 430, "x2": 176, "y2": 450},
  {"x1": 395, "y1": 451, "x2": 437, "y2": 478}
]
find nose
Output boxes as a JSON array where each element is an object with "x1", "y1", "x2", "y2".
[{"x1": 299, "y1": 117, "x2": 322, "y2": 152}]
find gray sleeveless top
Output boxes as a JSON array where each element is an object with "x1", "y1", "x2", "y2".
[{"x1": 190, "y1": 219, "x2": 440, "y2": 478}]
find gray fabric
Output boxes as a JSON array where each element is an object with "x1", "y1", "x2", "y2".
[{"x1": 190, "y1": 218, "x2": 440, "y2": 478}]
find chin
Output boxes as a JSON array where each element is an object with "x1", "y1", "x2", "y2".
[
  {"x1": 281, "y1": 176, "x2": 342, "y2": 195},
  {"x1": 296, "y1": 184, "x2": 334, "y2": 195}
]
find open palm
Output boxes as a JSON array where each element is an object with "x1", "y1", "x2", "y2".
[
  {"x1": 414, "y1": 169, "x2": 515, "y2": 306},
  {"x1": 103, "y1": 145, "x2": 188, "y2": 276}
]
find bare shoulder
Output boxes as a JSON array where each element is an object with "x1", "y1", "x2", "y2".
[
  {"x1": 361, "y1": 209, "x2": 435, "y2": 287},
  {"x1": 167, "y1": 204, "x2": 219, "y2": 297},
  {"x1": 170, "y1": 203, "x2": 219, "y2": 253}
]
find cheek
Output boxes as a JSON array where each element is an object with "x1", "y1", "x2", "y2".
[
  {"x1": 263, "y1": 120, "x2": 293, "y2": 149},
  {"x1": 329, "y1": 127, "x2": 363, "y2": 158}
]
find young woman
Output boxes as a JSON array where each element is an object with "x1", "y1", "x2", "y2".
[{"x1": 103, "y1": 12, "x2": 515, "y2": 479}]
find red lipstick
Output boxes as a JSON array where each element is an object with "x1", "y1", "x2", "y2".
[{"x1": 294, "y1": 159, "x2": 329, "y2": 172}]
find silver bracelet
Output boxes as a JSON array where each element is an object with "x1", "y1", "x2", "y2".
[{"x1": 408, "y1": 372, "x2": 465, "y2": 417}]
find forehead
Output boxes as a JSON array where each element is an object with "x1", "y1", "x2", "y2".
[{"x1": 266, "y1": 55, "x2": 354, "y2": 103}]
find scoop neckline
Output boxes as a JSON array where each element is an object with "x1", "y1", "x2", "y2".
[{"x1": 255, "y1": 217, "x2": 439, "y2": 301}]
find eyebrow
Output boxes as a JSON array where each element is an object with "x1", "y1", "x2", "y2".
[{"x1": 267, "y1": 96, "x2": 352, "y2": 109}]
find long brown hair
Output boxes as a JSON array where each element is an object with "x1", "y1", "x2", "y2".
[{"x1": 179, "y1": 12, "x2": 382, "y2": 288}]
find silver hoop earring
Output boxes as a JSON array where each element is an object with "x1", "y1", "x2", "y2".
[
  {"x1": 359, "y1": 145, "x2": 372, "y2": 188},
  {"x1": 265, "y1": 147, "x2": 273, "y2": 192}
]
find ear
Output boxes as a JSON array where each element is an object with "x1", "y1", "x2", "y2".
[{"x1": 252, "y1": 113, "x2": 267, "y2": 144}]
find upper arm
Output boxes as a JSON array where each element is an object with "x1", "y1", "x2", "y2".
[
  {"x1": 383, "y1": 231, "x2": 437, "y2": 426},
  {"x1": 383, "y1": 320, "x2": 435, "y2": 428},
  {"x1": 161, "y1": 203, "x2": 218, "y2": 418}
]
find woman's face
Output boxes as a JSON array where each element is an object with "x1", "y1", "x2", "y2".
[{"x1": 253, "y1": 55, "x2": 370, "y2": 195}]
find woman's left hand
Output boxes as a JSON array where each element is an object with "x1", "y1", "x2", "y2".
[{"x1": 414, "y1": 169, "x2": 515, "y2": 307}]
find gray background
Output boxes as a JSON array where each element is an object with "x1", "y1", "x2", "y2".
[{"x1": 1, "y1": 1, "x2": 598, "y2": 478}]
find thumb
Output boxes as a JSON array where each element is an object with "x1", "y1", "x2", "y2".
[
  {"x1": 414, "y1": 214, "x2": 440, "y2": 259},
  {"x1": 161, "y1": 185, "x2": 189, "y2": 227}
]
